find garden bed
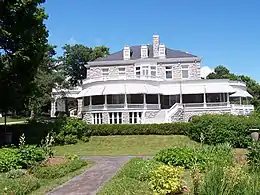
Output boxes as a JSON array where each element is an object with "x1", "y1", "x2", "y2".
[{"x1": 0, "y1": 157, "x2": 90, "y2": 194}]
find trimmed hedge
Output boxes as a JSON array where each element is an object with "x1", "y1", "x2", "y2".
[
  {"x1": 88, "y1": 122, "x2": 190, "y2": 136},
  {"x1": 188, "y1": 114, "x2": 260, "y2": 148}
]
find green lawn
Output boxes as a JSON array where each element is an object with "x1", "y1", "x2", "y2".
[
  {"x1": 55, "y1": 135, "x2": 198, "y2": 156},
  {"x1": 0, "y1": 117, "x2": 27, "y2": 123}
]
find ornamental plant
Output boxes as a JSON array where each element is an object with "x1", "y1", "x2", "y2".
[{"x1": 149, "y1": 165, "x2": 184, "y2": 195}]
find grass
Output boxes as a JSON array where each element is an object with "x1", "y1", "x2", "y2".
[
  {"x1": 98, "y1": 158, "x2": 192, "y2": 195},
  {"x1": 54, "y1": 135, "x2": 198, "y2": 156},
  {"x1": 30, "y1": 161, "x2": 92, "y2": 194},
  {"x1": 0, "y1": 117, "x2": 27, "y2": 123}
]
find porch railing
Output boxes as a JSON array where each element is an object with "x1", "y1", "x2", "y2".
[{"x1": 83, "y1": 103, "x2": 160, "y2": 111}]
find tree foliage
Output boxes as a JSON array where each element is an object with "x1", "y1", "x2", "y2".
[
  {"x1": 60, "y1": 44, "x2": 109, "y2": 86},
  {"x1": 0, "y1": 0, "x2": 49, "y2": 116},
  {"x1": 207, "y1": 65, "x2": 260, "y2": 111}
]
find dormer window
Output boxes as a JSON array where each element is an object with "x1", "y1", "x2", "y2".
[
  {"x1": 159, "y1": 44, "x2": 166, "y2": 58},
  {"x1": 141, "y1": 45, "x2": 148, "y2": 58},
  {"x1": 123, "y1": 46, "x2": 130, "y2": 60}
]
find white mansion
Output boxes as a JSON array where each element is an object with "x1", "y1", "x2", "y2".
[{"x1": 51, "y1": 35, "x2": 254, "y2": 124}]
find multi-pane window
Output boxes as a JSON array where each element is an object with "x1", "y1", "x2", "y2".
[
  {"x1": 135, "y1": 67, "x2": 141, "y2": 77},
  {"x1": 166, "y1": 66, "x2": 172, "y2": 79},
  {"x1": 151, "y1": 66, "x2": 157, "y2": 77},
  {"x1": 129, "y1": 112, "x2": 142, "y2": 124},
  {"x1": 102, "y1": 68, "x2": 109, "y2": 76},
  {"x1": 109, "y1": 112, "x2": 122, "y2": 124},
  {"x1": 92, "y1": 113, "x2": 102, "y2": 124},
  {"x1": 135, "y1": 65, "x2": 157, "y2": 77},
  {"x1": 119, "y1": 67, "x2": 125, "y2": 75},
  {"x1": 181, "y1": 65, "x2": 189, "y2": 79}
]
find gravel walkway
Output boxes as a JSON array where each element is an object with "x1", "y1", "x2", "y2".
[{"x1": 47, "y1": 156, "x2": 133, "y2": 195}]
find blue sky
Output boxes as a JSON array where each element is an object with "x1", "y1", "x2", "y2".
[{"x1": 43, "y1": 0, "x2": 260, "y2": 80}]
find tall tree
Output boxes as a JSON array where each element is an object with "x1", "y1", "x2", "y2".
[
  {"x1": 0, "y1": 0, "x2": 49, "y2": 127},
  {"x1": 60, "y1": 44, "x2": 109, "y2": 86},
  {"x1": 27, "y1": 45, "x2": 67, "y2": 118},
  {"x1": 207, "y1": 65, "x2": 260, "y2": 112}
]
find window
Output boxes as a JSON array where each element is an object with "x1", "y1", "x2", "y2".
[
  {"x1": 135, "y1": 67, "x2": 140, "y2": 77},
  {"x1": 92, "y1": 113, "x2": 102, "y2": 124},
  {"x1": 129, "y1": 112, "x2": 142, "y2": 124},
  {"x1": 102, "y1": 68, "x2": 109, "y2": 76},
  {"x1": 135, "y1": 65, "x2": 157, "y2": 77},
  {"x1": 181, "y1": 65, "x2": 189, "y2": 79},
  {"x1": 151, "y1": 66, "x2": 157, "y2": 77},
  {"x1": 109, "y1": 112, "x2": 122, "y2": 124},
  {"x1": 83, "y1": 97, "x2": 90, "y2": 106},
  {"x1": 107, "y1": 95, "x2": 125, "y2": 104},
  {"x1": 118, "y1": 67, "x2": 125, "y2": 75},
  {"x1": 166, "y1": 66, "x2": 172, "y2": 79}
]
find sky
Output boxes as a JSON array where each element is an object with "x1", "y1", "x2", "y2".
[{"x1": 43, "y1": 0, "x2": 260, "y2": 80}]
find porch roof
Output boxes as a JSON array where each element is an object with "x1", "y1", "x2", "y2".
[{"x1": 230, "y1": 88, "x2": 253, "y2": 98}]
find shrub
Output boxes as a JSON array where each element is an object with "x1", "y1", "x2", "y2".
[
  {"x1": 154, "y1": 147, "x2": 197, "y2": 169},
  {"x1": 18, "y1": 145, "x2": 46, "y2": 169},
  {"x1": 154, "y1": 144, "x2": 234, "y2": 170},
  {"x1": 149, "y1": 165, "x2": 184, "y2": 195},
  {"x1": 0, "y1": 148, "x2": 21, "y2": 172},
  {"x1": 247, "y1": 141, "x2": 260, "y2": 169},
  {"x1": 30, "y1": 159, "x2": 88, "y2": 179},
  {"x1": 88, "y1": 122, "x2": 190, "y2": 136},
  {"x1": 53, "y1": 118, "x2": 90, "y2": 145},
  {"x1": 120, "y1": 158, "x2": 162, "y2": 181},
  {"x1": 188, "y1": 114, "x2": 260, "y2": 147}
]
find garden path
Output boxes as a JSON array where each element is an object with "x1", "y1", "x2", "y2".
[{"x1": 47, "y1": 156, "x2": 151, "y2": 195}]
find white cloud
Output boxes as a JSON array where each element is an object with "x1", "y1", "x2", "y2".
[
  {"x1": 67, "y1": 36, "x2": 77, "y2": 45},
  {"x1": 201, "y1": 66, "x2": 214, "y2": 78}
]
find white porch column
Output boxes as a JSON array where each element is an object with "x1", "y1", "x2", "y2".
[
  {"x1": 124, "y1": 94, "x2": 128, "y2": 108},
  {"x1": 203, "y1": 85, "x2": 207, "y2": 107},
  {"x1": 51, "y1": 98, "x2": 56, "y2": 117},
  {"x1": 77, "y1": 98, "x2": 83, "y2": 117},
  {"x1": 143, "y1": 94, "x2": 147, "y2": 109},
  {"x1": 104, "y1": 95, "x2": 107, "y2": 110},
  {"x1": 239, "y1": 97, "x2": 242, "y2": 105},
  {"x1": 227, "y1": 93, "x2": 230, "y2": 105},
  {"x1": 158, "y1": 94, "x2": 161, "y2": 109},
  {"x1": 246, "y1": 97, "x2": 249, "y2": 105}
]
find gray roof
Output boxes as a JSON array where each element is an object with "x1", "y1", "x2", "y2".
[{"x1": 95, "y1": 45, "x2": 197, "y2": 61}]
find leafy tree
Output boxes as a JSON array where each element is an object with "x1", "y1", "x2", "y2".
[
  {"x1": 27, "y1": 45, "x2": 68, "y2": 118},
  {"x1": 0, "y1": 0, "x2": 49, "y2": 127},
  {"x1": 207, "y1": 65, "x2": 260, "y2": 111},
  {"x1": 60, "y1": 44, "x2": 109, "y2": 86}
]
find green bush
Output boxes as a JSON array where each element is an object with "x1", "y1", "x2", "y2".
[
  {"x1": 120, "y1": 158, "x2": 162, "y2": 181},
  {"x1": 149, "y1": 165, "x2": 184, "y2": 195},
  {"x1": 88, "y1": 122, "x2": 190, "y2": 136},
  {"x1": 18, "y1": 145, "x2": 46, "y2": 169},
  {"x1": 247, "y1": 141, "x2": 260, "y2": 169},
  {"x1": 6, "y1": 169, "x2": 27, "y2": 179},
  {"x1": 188, "y1": 114, "x2": 260, "y2": 147},
  {"x1": 0, "y1": 148, "x2": 21, "y2": 172},
  {"x1": 30, "y1": 159, "x2": 88, "y2": 179},
  {"x1": 0, "y1": 175, "x2": 40, "y2": 195},
  {"x1": 53, "y1": 118, "x2": 90, "y2": 145},
  {"x1": 154, "y1": 144, "x2": 234, "y2": 170}
]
